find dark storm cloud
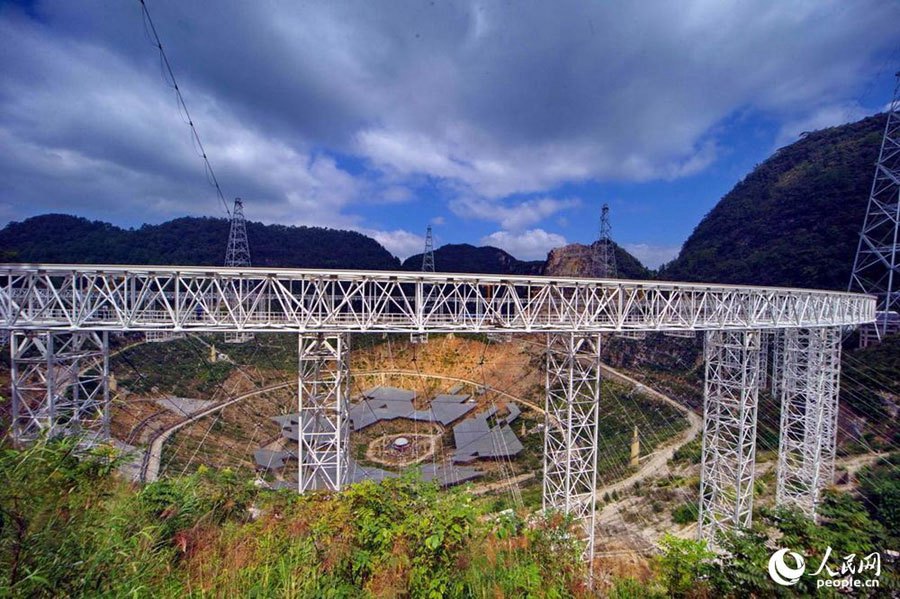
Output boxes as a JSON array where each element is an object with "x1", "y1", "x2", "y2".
[{"x1": 1, "y1": 0, "x2": 898, "y2": 256}]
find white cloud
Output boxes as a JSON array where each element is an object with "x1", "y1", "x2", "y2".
[
  {"x1": 366, "y1": 228, "x2": 423, "y2": 260},
  {"x1": 480, "y1": 229, "x2": 567, "y2": 260},
  {"x1": 450, "y1": 196, "x2": 579, "y2": 230},
  {"x1": 379, "y1": 185, "x2": 414, "y2": 203},
  {"x1": 356, "y1": 125, "x2": 601, "y2": 198},
  {"x1": 621, "y1": 243, "x2": 681, "y2": 269},
  {"x1": 775, "y1": 103, "x2": 871, "y2": 147},
  {"x1": 0, "y1": 19, "x2": 364, "y2": 228},
  {"x1": 2, "y1": 0, "x2": 899, "y2": 235},
  {"x1": 347, "y1": 0, "x2": 898, "y2": 196}
]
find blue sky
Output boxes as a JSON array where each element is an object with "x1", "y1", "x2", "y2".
[{"x1": 1, "y1": 1, "x2": 898, "y2": 267}]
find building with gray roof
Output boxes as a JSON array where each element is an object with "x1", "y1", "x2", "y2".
[
  {"x1": 451, "y1": 403, "x2": 524, "y2": 464},
  {"x1": 348, "y1": 386, "x2": 476, "y2": 431}
]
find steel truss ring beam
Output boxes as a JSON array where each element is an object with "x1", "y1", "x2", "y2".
[{"x1": 0, "y1": 264, "x2": 874, "y2": 334}]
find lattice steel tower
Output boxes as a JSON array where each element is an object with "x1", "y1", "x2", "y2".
[
  {"x1": 698, "y1": 329, "x2": 762, "y2": 543},
  {"x1": 775, "y1": 327, "x2": 841, "y2": 520},
  {"x1": 224, "y1": 198, "x2": 253, "y2": 343},
  {"x1": 422, "y1": 225, "x2": 435, "y2": 272},
  {"x1": 543, "y1": 333, "x2": 602, "y2": 571},
  {"x1": 593, "y1": 203, "x2": 617, "y2": 278},
  {"x1": 225, "y1": 198, "x2": 252, "y2": 268},
  {"x1": 849, "y1": 72, "x2": 900, "y2": 342}
]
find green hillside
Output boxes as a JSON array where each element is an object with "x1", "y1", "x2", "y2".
[
  {"x1": 660, "y1": 114, "x2": 886, "y2": 289},
  {"x1": 611, "y1": 243, "x2": 653, "y2": 280},
  {"x1": 0, "y1": 214, "x2": 402, "y2": 270},
  {"x1": 402, "y1": 243, "x2": 544, "y2": 275}
]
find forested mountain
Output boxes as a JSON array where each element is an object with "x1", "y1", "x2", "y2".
[
  {"x1": 659, "y1": 113, "x2": 886, "y2": 290},
  {"x1": 401, "y1": 243, "x2": 545, "y2": 275},
  {"x1": 0, "y1": 214, "x2": 401, "y2": 270}
]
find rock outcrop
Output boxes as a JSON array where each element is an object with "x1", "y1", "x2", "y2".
[
  {"x1": 544, "y1": 241, "x2": 651, "y2": 279},
  {"x1": 544, "y1": 243, "x2": 594, "y2": 277}
]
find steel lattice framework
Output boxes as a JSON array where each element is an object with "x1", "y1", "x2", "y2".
[
  {"x1": 224, "y1": 198, "x2": 254, "y2": 344},
  {"x1": 698, "y1": 329, "x2": 762, "y2": 543},
  {"x1": 297, "y1": 333, "x2": 350, "y2": 492},
  {"x1": 593, "y1": 203, "x2": 617, "y2": 279},
  {"x1": 771, "y1": 328, "x2": 785, "y2": 399},
  {"x1": 10, "y1": 330, "x2": 109, "y2": 441},
  {"x1": 775, "y1": 327, "x2": 841, "y2": 519},
  {"x1": 758, "y1": 330, "x2": 770, "y2": 391},
  {"x1": 0, "y1": 263, "x2": 876, "y2": 567},
  {"x1": 225, "y1": 198, "x2": 252, "y2": 268},
  {"x1": 849, "y1": 73, "x2": 900, "y2": 341},
  {"x1": 411, "y1": 225, "x2": 436, "y2": 344},
  {"x1": 421, "y1": 225, "x2": 435, "y2": 273},
  {"x1": 0, "y1": 265, "x2": 873, "y2": 334},
  {"x1": 544, "y1": 333, "x2": 602, "y2": 564}
]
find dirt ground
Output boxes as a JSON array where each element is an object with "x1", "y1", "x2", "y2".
[{"x1": 102, "y1": 332, "x2": 704, "y2": 573}]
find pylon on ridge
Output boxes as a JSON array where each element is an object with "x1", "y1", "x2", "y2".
[
  {"x1": 593, "y1": 203, "x2": 618, "y2": 279},
  {"x1": 225, "y1": 198, "x2": 252, "y2": 268},
  {"x1": 422, "y1": 225, "x2": 435, "y2": 273}
]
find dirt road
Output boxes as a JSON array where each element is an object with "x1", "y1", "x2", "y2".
[
  {"x1": 141, "y1": 381, "x2": 292, "y2": 482},
  {"x1": 594, "y1": 365, "x2": 702, "y2": 499}
]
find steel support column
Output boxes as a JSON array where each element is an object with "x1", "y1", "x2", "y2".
[
  {"x1": 758, "y1": 330, "x2": 770, "y2": 390},
  {"x1": 10, "y1": 331, "x2": 109, "y2": 442},
  {"x1": 771, "y1": 329, "x2": 785, "y2": 399},
  {"x1": 698, "y1": 329, "x2": 762, "y2": 544},
  {"x1": 297, "y1": 332, "x2": 350, "y2": 492},
  {"x1": 543, "y1": 332, "x2": 601, "y2": 568},
  {"x1": 776, "y1": 327, "x2": 841, "y2": 519}
]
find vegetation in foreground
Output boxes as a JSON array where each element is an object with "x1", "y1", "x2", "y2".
[
  {"x1": 2, "y1": 439, "x2": 897, "y2": 597},
  {"x1": 0, "y1": 439, "x2": 586, "y2": 598},
  {"x1": 612, "y1": 486, "x2": 898, "y2": 598}
]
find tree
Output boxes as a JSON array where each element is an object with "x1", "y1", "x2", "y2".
[{"x1": 654, "y1": 534, "x2": 715, "y2": 597}]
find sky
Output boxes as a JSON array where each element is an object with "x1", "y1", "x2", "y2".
[{"x1": 1, "y1": 1, "x2": 898, "y2": 267}]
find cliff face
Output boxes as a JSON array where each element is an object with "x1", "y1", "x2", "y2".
[
  {"x1": 543, "y1": 241, "x2": 651, "y2": 279},
  {"x1": 544, "y1": 243, "x2": 593, "y2": 277}
]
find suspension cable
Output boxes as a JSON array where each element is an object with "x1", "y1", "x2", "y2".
[{"x1": 138, "y1": 0, "x2": 231, "y2": 218}]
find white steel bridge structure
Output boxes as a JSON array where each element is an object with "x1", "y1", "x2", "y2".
[{"x1": 0, "y1": 264, "x2": 876, "y2": 564}]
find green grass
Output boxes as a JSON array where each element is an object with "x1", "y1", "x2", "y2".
[
  {"x1": 112, "y1": 332, "x2": 397, "y2": 399},
  {"x1": 112, "y1": 336, "x2": 234, "y2": 397}
]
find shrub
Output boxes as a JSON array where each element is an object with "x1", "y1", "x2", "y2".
[{"x1": 671, "y1": 502, "x2": 698, "y2": 525}]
